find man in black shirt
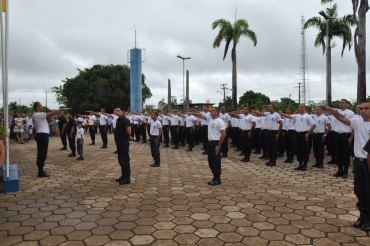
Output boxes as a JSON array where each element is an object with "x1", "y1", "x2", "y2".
[
  {"x1": 114, "y1": 106, "x2": 132, "y2": 185},
  {"x1": 58, "y1": 113, "x2": 67, "y2": 150},
  {"x1": 66, "y1": 113, "x2": 77, "y2": 157}
]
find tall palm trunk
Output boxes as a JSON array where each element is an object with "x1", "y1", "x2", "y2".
[
  {"x1": 326, "y1": 41, "x2": 332, "y2": 107},
  {"x1": 356, "y1": 1, "x2": 367, "y2": 104},
  {"x1": 231, "y1": 46, "x2": 237, "y2": 110}
]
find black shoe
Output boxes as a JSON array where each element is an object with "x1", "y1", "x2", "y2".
[
  {"x1": 201, "y1": 147, "x2": 205, "y2": 150},
  {"x1": 254, "y1": 151, "x2": 261, "y2": 154},
  {"x1": 115, "y1": 176, "x2": 124, "y2": 182},
  {"x1": 353, "y1": 217, "x2": 364, "y2": 228},
  {"x1": 265, "y1": 160, "x2": 270, "y2": 166},
  {"x1": 60, "y1": 147, "x2": 67, "y2": 150},
  {"x1": 113, "y1": 150, "x2": 118, "y2": 154},
  {"x1": 312, "y1": 163, "x2": 320, "y2": 168},
  {"x1": 277, "y1": 154, "x2": 284, "y2": 158},
  {"x1": 294, "y1": 164, "x2": 303, "y2": 170},
  {"x1": 38, "y1": 171, "x2": 50, "y2": 178},
  {"x1": 300, "y1": 166, "x2": 307, "y2": 171},
  {"x1": 239, "y1": 152, "x2": 244, "y2": 156},
  {"x1": 221, "y1": 154, "x2": 227, "y2": 158},
  {"x1": 267, "y1": 161, "x2": 276, "y2": 166},
  {"x1": 186, "y1": 148, "x2": 192, "y2": 152},
  {"x1": 150, "y1": 163, "x2": 160, "y2": 167},
  {"x1": 341, "y1": 172, "x2": 348, "y2": 179},
  {"x1": 68, "y1": 153, "x2": 76, "y2": 157},
  {"x1": 172, "y1": 146, "x2": 179, "y2": 149},
  {"x1": 89, "y1": 142, "x2": 95, "y2": 145},
  {"x1": 361, "y1": 221, "x2": 370, "y2": 232},
  {"x1": 242, "y1": 157, "x2": 250, "y2": 163},
  {"x1": 100, "y1": 146, "x2": 107, "y2": 149},
  {"x1": 164, "y1": 145, "x2": 169, "y2": 148},
  {"x1": 259, "y1": 155, "x2": 267, "y2": 159},
  {"x1": 327, "y1": 159, "x2": 336, "y2": 164},
  {"x1": 76, "y1": 156, "x2": 84, "y2": 161},
  {"x1": 208, "y1": 180, "x2": 221, "y2": 186},
  {"x1": 119, "y1": 178, "x2": 131, "y2": 185},
  {"x1": 202, "y1": 152, "x2": 207, "y2": 155},
  {"x1": 316, "y1": 165, "x2": 323, "y2": 169},
  {"x1": 333, "y1": 169, "x2": 344, "y2": 178}
]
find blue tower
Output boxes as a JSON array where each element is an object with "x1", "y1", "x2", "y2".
[
  {"x1": 128, "y1": 28, "x2": 144, "y2": 112},
  {"x1": 129, "y1": 48, "x2": 142, "y2": 112}
]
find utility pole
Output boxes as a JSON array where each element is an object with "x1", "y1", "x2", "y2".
[
  {"x1": 45, "y1": 91, "x2": 47, "y2": 112},
  {"x1": 167, "y1": 79, "x2": 172, "y2": 111},
  {"x1": 219, "y1": 83, "x2": 229, "y2": 102},
  {"x1": 185, "y1": 70, "x2": 189, "y2": 110},
  {"x1": 298, "y1": 83, "x2": 302, "y2": 104}
]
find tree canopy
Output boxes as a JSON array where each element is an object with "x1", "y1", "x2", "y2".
[
  {"x1": 239, "y1": 90, "x2": 270, "y2": 109},
  {"x1": 52, "y1": 64, "x2": 152, "y2": 114}
]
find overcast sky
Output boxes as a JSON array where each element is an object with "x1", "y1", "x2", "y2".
[{"x1": 3, "y1": 0, "x2": 369, "y2": 109}]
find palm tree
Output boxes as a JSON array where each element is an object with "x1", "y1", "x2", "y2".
[
  {"x1": 212, "y1": 18, "x2": 257, "y2": 110},
  {"x1": 352, "y1": 0, "x2": 369, "y2": 104},
  {"x1": 304, "y1": 4, "x2": 355, "y2": 106}
]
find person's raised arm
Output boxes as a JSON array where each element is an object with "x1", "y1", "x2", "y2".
[
  {"x1": 280, "y1": 112, "x2": 293, "y2": 119},
  {"x1": 321, "y1": 106, "x2": 351, "y2": 126},
  {"x1": 46, "y1": 108, "x2": 66, "y2": 119}
]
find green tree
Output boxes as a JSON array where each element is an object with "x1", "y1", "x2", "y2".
[
  {"x1": 238, "y1": 91, "x2": 270, "y2": 109},
  {"x1": 274, "y1": 97, "x2": 299, "y2": 112},
  {"x1": 212, "y1": 18, "x2": 257, "y2": 110},
  {"x1": 53, "y1": 64, "x2": 152, "y2": 113},
  {"x1": 8, "y1": 102, "x2": 32, "y2": 115},
  {"x1": 219, "y1": 96, "x2": 233, "y2": 111},
  {"x1": 304, "y1": 2, "x2": 355, "y2": 106},
  {"x1": 352, "y1": 0, "x2": 369, "y2": 103}
]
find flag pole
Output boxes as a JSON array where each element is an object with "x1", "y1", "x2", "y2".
[{"x1": 0, "y1": 0, "x2": 9, "y2": 177}]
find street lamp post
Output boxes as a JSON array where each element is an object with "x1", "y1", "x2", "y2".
[
  {"x1": 319, "y1": 10, "x2": 331, "y2": 107},
  {"x1": 177, "y1": 55, "x2": 191, "y2": 110}
]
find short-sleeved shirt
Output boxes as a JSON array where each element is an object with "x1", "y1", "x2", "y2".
[
  {"x1": 312, "y1": 114, "x2": 330, "y2": 133},
  {"x1": 208, "y1": 117, "x2": 226, "y2": 141},
  {"x1": 219, "y1": 113, "x2": 231, "y2": 128},
  {"x1": 99, "y1": 113, "x2": 108, "y2": 126},
  {"x1": 115, "y1": 116, "x2": 131, "y2": 141},
  {"x1": 66, "y1": 118, "x2": 77, "y2": 135},
  {"x1": 161, "y1": 115, "x2": 170, "y2": 126},
  {"x1": 333, "y1": 109, "x2": 355, "y2": 133},
  {"x1": 170, "y1": 114, "x2": 180, "y2": 126},
  {"x1": 14, "y1": 118, "x2": 24, "y2": 127},
  {"x1": 351, "y1": 117, "x2": 370, "y2": 159},
  {"x1": 200, "y1": 112, "x2": 210, "y2": 126},
  {"x1": 265, "y1": 112, "x2": 282, "y2": 130},
  {"x1": 76, "y1": 128, "x2": 84, "y2": 139},
  {"x1": 149, "y1": 119, "x2": 162, "y2": 136},
  {"x1": 185, "y1": 115, "x2": 197, "y2": 128},
  {"x1": 32, "y1": 112, "x2": 49, "y2": 134},
  {"x1": 241, "y1": 114, "x2": 255, "y2": 131},
  {"x1": 282, "y1": 117, "x2": 295, "y2": 131},
  {"x1": 291, "y1": 113, "x2": 315, "y2": 132},
  {"x1": 88, "y1": 115, "x2": 95, "y2": 126}
]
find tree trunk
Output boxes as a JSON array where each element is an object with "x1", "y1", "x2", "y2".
[
  {"x1": 356, "y1": 1, "x2": 367, "y2": 104},
  {"x1": 231, "y1": 47, "x2": 237, "y2": 111},
  {"x1": 326, "y1": 40, "x2": 332, "y2": 107}
]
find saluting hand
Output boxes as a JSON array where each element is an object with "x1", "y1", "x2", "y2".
[
  {"x1": 247, "y1": 131, "x2": 252, "y2": 138},
  {"x1": 305, "y1": 133, "x2": 310, "y2": 142}
]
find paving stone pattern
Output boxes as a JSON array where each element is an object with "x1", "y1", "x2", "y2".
[{"x1": 1, "y1": 135, "x2": 369, "y2": 245}]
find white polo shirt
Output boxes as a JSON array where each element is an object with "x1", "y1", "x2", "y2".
[
  {"x1": 88, "y1": 115, "x2": 95, "y2": 126},
  {"x1": 99, "y1": 113, "x2": 108, "y2": 126},
  {"x1": 241, "y1": 114, "x2": 255, "y2": 130},
  {"x1": 291, "y1": 113, "x2": 315, "y2": 132},
  {"x1": 312, "y1": 114, "x2": 330, "y2": 133},
  {"x1": 351, "y1": 117, "x2": 370, "y2": 159},
  {"x1": 219, "y1": 113, "x2": 231, "y2": 128},
  {"x1": 149, "y1": 119, "x2": 162, "y2": 136},
  {"x1": 265, "y1": 112, "x2": 282, "y2": 131},
  {"x1": 333, "y1": 109, "x2": 355, "y2": 133},
  {"x1": 161, "y1": 115, "x2": 170, "y2": 126},
  {"x1": 185, "y1": 115, "x2": 197, "y2": 128},
  {"x1": 208, "y1": 117, "x2": 226, "y2": 141},
  {"x1": 76, "y1": 128, "x2": 84, "y2": 139},
  {"x1": 283, "y1": 117, "x2": 295, "y2": 131},
  {"x1": 32, "y1": 112, "x2": 49, "y2": 134},
  {"x1": 170, "y1": 114, "x2": 180, "y2": 126},
  {"x1": 254, "y1": 116, "x2": 261, "y2": 129}
]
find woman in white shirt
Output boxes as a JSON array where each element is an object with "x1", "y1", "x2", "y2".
[{"x1": 13, "y1": 114, "x2": 25, "y2": 144}]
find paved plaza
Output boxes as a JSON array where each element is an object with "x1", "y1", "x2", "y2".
[{"x1": 0, "y1": 135, "x2": 369, "y2": 245}]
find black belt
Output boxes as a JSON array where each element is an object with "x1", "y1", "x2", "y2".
[
  {"x1": 209, "y1": 140, "x2": 219, "y2": 142},
  {"x1": 354, "y1": 157, "x2": 367, "y2": 162},
  {"x1": 36, "y1": 133, "x2": 49, "y2": 135},
  {"x1": 335, "y1": 132, "x2": 351, "y2": 135}
]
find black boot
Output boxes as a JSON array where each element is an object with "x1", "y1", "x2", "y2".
[
  {"x1": 300, "y1": 162, "x2": 307, "y2": 171},
  {"x1": 312, "y1": 159, "x2": 320, "y2": 168},
  {"x1": 353, "y1": 213, "x2": 365, "y2": 228},
  {"x1": 242, "y1": 157, "x2": 250, "y2": 163},
  {"x1": 209, "y1": 174, "x2": 221, "y2": 186},
  {"x1": 342, "y1": 166, "x2": 349, "y2": 178},
  {"x1": 115, "y1": 175, "x2": 124, "y2": 182},
  {"x1": 294, "y1": 162, "x2": 303, "y2": 170},
  {"x1": 316, "y1": 159, "x2": 323, "y2": 169},
  {"x1": 37, "y1": 167, "x2": 50, "y2": 178},
  {"x1": 333, "y1": 167, "x2": 344, "y2": 178},
  {"x1": 119, "y1": 177, "x2": 131, "y2": 185},
  {"x1": 361, "y1": 214, "x2": 370, "y2": 232}
]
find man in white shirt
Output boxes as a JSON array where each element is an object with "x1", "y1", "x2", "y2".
[
  {"x1": 200, "y1": 107, "x2": 211, "y2": 155},
  {"x1": 88, "y1": 113, "x2": 96, "y2": 145},
  {"x1": 88, "y1": 109, "x2": 110, "y2": 149},
  {"x1": 332, "y1": 99, "x2": 355, "y2": 178},
  {"x1": 323, "y1": 103, "x2": 370, "y2": 232},
  {"x1": 32, "y1": 102, "x2": 64, "y2": 177},
  {"x1": 192, "y1": 108, "x2": 226, "y2": 186},
  {"x1": 170, "y1": 109, "x2": 180, "y2": 149},
  {"x1": 311, "y1": 107, "x2": 331, "y2": 168},
  {"x1": 161, "y1": 111, "x2": 170, "y2": 147},
  {"x1": 219, "y1": 106, "x2": 231, "y2": 157},
  {"x1": 281, "y1": 108, "x2": 296, "y2": 163},
  {"x1": 281, "y1": 104, "x2": 316, "y2": 171}
]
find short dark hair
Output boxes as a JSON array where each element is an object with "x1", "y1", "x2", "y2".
[
  {"x1": 340, "y1": 99, "x2": 349, "y2": 104},
  {"x1": 33, "y1": 102, "x2": 41, "y2": 110}
]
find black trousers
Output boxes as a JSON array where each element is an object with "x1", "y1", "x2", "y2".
[
  {"x1": 238, "y1": 129, "x2": 244, "y2": 150},
  {"x1": 134, "y1": 124, "x2": 140, "y2": 141},
  {"x1": 334, "y1": 132, "x2": 351, "y2": 169},
  {"x1": 242, "y1": 130, "x2": 252, "y2": 158},
  {"x1": 195, "y1": 125, "x2": 201, "y2": 144},
  {"x1": 295, "y1": 131, "x2": 309, "y2": 163},
  {"x1": 327, "y1": 131, "x2": 336, "y2": 160},
  {"x1": 221, "y1": 128, "x2": 229, "y2": 155},
  {"x1": 150, "y1": 135, "x2": 160, "y2": 165},
  {"x1": 179, "y1": 126, "x2": 185, "y2": 145},
  {"x1": 202, "y1": 126, "x2": 208, "y2": 150},
  {"x1": 267, "y1": 130, "x2": 278, "y2": 162},
  {"x1": 230, "y1": 127, "x2": 238, "y2": 146},
  {"x1": 170, "y1": 126, "x2": 179, "y2": 147},
  {"x1": 186, "y1": 127, "x2": 194, "y2": 149},
  {"x1": 117, "y1": 140, "x2": 130, "y2": 178},
  {"x1": 261, "y1": 129, "x2": 268, "y2": 157},
  {"x1": 278, "y1": 130, "x2": 286, "y2": 155},
  {"x1": 208, "y1": 141, "x2": 221, "y2": 178},
  {"x1": 60, "y1": 130, "x2": 67, "y2": 148},
  {"x1": 89, "y1": 125, "x2": 96, "y2": 143},
  {"x1": 312, "y1": 133, "x2": 325, "y2": 161},
  {"x1": 285, "y1": 130, "x2": 295, "y2": 161},
  {"x1": 77, "y1": 139, "x2": 83, "y2": 157},
  {"x1": 354, "y1": 158, "x2": 370, "y2": 220},
  {"x1": 252, "y1": 128, "x2": 261, "y2": 152},
  {"x1": 35, "y1": 133, "x2": 49, "y2": 170},
  {"x1": 130, "y1": 124, "x2": 135, "y2": 138},
  {"x1": 100, "y1": 125, "x2": 108, "y2": 146},
  {"x1": 140, "y1": 125, "x2": 147, "y2": 142},
  {"x1": 68, "y1": 134, "x2": 76, "y2": 155},
  {"x1": 163, "y1": 125, "x2": 170, "y2": 146}
]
